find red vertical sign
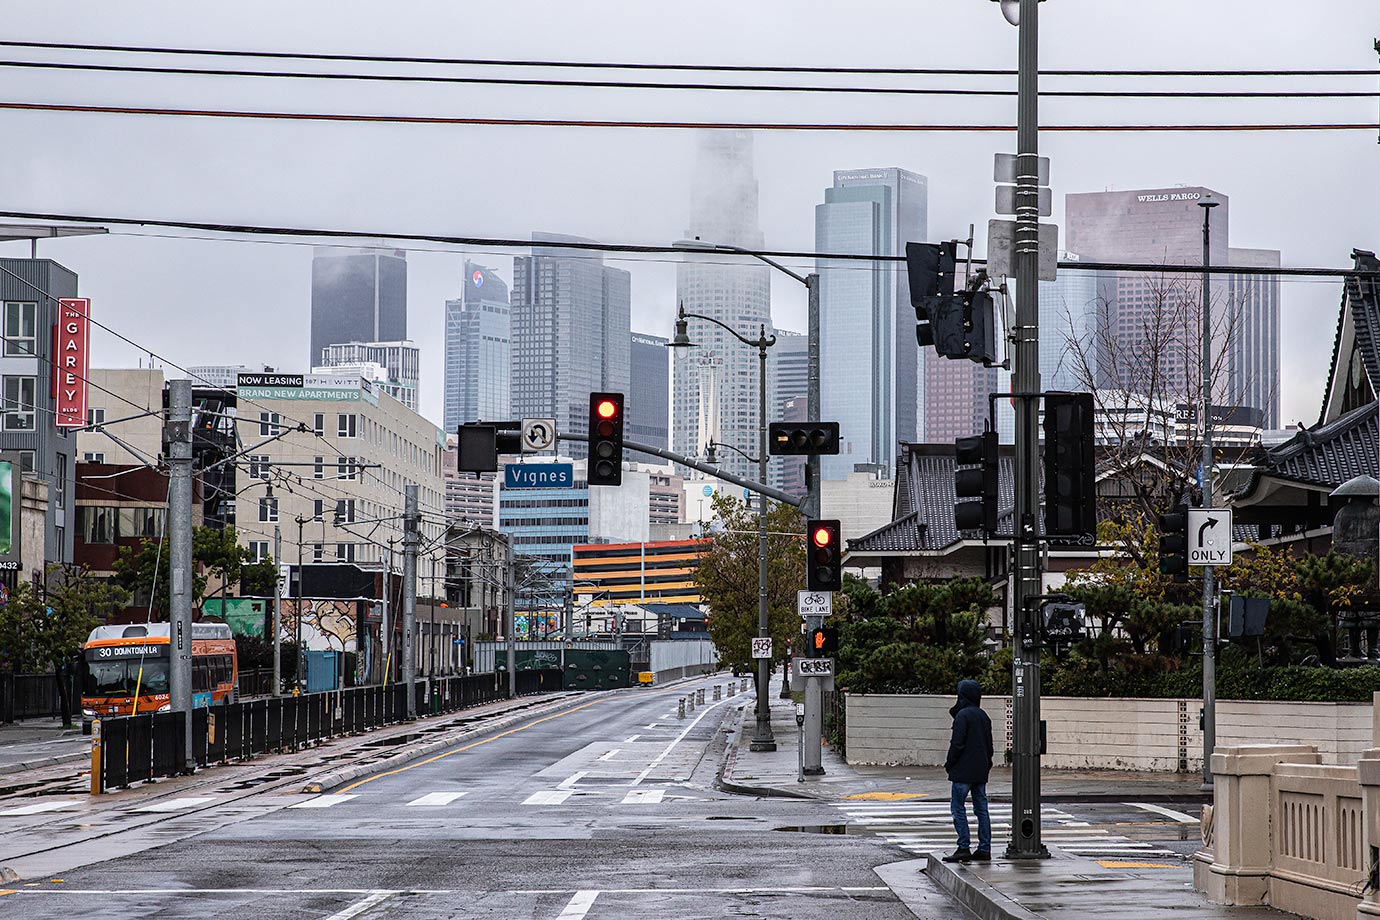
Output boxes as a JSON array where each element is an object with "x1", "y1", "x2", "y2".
[{"x1": 55, "y1": 298, "x2": 90, "y2": 427}]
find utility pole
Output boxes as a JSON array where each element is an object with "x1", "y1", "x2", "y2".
[
  {"x1": 752, "y1": 327, "x2": 776, "y2": 752},
  {"x1": 272, "y1": 524, "x2": 281, "y2": 697},
  {"x1": 805, "y1": 272, "x2": 821, "y2": 518},
  {"x1": 505, "y1": 535, "x2": 517, "y2": 698},
  {"x1": 1200, "y1": 194, "x2": 1220, "y2": 788},
  {"x1": 295, "y1": 516, "x2": 305, "y2": 693},
  {"x1": 1007, "y1": 0, "x2": 1049, "y2": 860},
  {"x1": 382, "y1": 540, "x2": 393, "y2": 684},
  {"x1": 402, "y1": 484, "x2": 418, "y2": 719},
  {"x1": 165, "y1": 378, "x2": 195, "y2": 773}
]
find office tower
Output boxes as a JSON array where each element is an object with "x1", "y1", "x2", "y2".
[
  {"x1": 512, "y1": 233, "x2": 631, "y2": 455},
  {"x1": 310, "y1": 248, "x2": 407, "y2": 365},
  {"x1": 671, "y1": 131, "x2": 773, "y2": 483},
  {"x1": 768, "y1": 330, "x2": 808, "y2": 490},
  {"x1": 1039, "y1": 252, "x2": 1100, "y2": 392},
  {"x1": 629, "y1": 333, "x2": 670, "y2": 451},
  {"x1": 316, "y1": 340, "x2": 421, "y2": 411},
  {"x1": 444, "y1": 262, "x2": 511, "y2": 431},
  {"x1": 1065, "y1": 187, "x2": 1280, "y2": 423},
  {"x1": 924, "y1": 357, "x2": 998, "y2": 442},
  {"x1": 815, "y1": 167, "x2": 928, "y2": 477}
]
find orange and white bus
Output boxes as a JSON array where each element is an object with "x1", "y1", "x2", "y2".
[{"x1": 81, "y1": 622, "x2": 238, "y2": 719}]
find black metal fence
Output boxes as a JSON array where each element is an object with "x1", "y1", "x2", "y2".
[
  {"x1": 96, "y1": 670, "x2": 561, "y2": 791},
  {"x1": 0, "y1": 672, "x2": 79, "y2": 723}
]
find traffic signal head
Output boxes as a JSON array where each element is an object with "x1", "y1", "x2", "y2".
[
  {"x1": 807, "y1": 626, "x2": 839, "y2": 658},
  {"x1": 1158, "y1": 506, "x2": 1189, "y2": 583},
  {"x1": 907, "y1": 241, "x2": 957, "y2": 348},
  {"x1": 457, "y1": 423, "x2": 523, "y2": 472},
  {"x1": 769, "y1": 422, "x2": 841, "y2": 456},
  {"x1": 954, "y1": 431, "x2": 998, "y2": 533},
  {"x1": 1043, "y1": 391, "x2": 1096, "y2": 537},
  {"x1": 588, "y1": 392, "x2": 624, "y2": 486},
  {"x1": 806, "y1": 519, "x2": 843, "y2": 592}
]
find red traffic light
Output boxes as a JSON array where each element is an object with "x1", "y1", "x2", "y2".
[
  {"x1": 813, "y1": 630, "x2": 825, "y2": 650},
  {"x1": 596, "y1": 399, "x2": 619, "y2": 420},
  {"x1": 812, "y1": 527, "x2": 833, "y2": 548}
]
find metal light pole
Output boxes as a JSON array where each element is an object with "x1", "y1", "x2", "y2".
[
  {"x1": 296, "y1": 515, "x2": 305, "y2": 693},
  {"x1": 402, "y1": 484, "x2": 418, "y2": 718},
  {"x1": 1199, "y1": 194, "x2": 1220, "y2": 788},
  {"x1": 166, "y1": 378, "x2": 194, "y2": 773},
  {"x1": 272, "y1": 524, "x2": 282, "y2": 697},
  {"x1": 1001, "y1": 0, "x2": 1049, "y2": 860},
  {"x1": 670, "y1": 306, "x2": 778, "y2": 751}
]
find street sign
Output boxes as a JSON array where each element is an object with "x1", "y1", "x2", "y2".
[
  {"x1": 1187, "y1": 508, "x2": 1233, "y2": 566},
  {"x1": 750, "y1": 637, "x2": 773, "y2": 659},
  {"x1": 520, "y1": 417, "x2": 556, "y2": 452},
  {"x1": 797, "y1": 590, "x2": 833, "y2": 620},
  {"x1": 277, "y1": 564, "x2": 291, "y2": 595},
  {"x1": 994, "y1": 153, "x2": 1050, "y2": 185},
  {"x1": 986, "y1": 219, "x2": 1059, "y2": 281},
  {"x1": 792, "y1": 656, "x2": 836, "y2": 690},
  {"x1": 995, "y1": 185, "x2": 1052, "y2": 217},
  {"x1": 503, "y1": 463, "x2": 573, "y2": 489}
]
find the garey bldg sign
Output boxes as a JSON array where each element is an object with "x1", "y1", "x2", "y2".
[{"x1": 54, "y1": 298, "x2": 91, "y2": 428}]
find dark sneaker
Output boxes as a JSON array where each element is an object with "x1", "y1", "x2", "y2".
[
  {"x1": 941, "y1": 848, "x2": 972, "y2": 863},
  {"x1": 970, "y1": 850, "x2": 991, "y2": 861}
]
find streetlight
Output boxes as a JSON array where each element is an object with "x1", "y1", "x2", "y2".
[
  {"x1": 1198, "y1": 193, "x2": 1220, "y2": 789},
  {"x1": 672, "y1": 238, "x2": 822, "y2": 518},
  {"x1": 669, "y1": 302, "x2": 779, "y2": 752}
]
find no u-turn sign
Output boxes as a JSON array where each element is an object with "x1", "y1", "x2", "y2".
[{"x1": 1187, "y1": 508, "x2": 1233, "y2": 566}]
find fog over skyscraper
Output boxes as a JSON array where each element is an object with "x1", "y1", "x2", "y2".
[
  {"x1": 671, "y1": 131, "x2": 773, "y2": 484},
  {"x1": 444, "y1": 261, "x2": 511, "y2": 432},
  {"x1": 310, "y1": 248, "x2": 407, "y2": 366}
]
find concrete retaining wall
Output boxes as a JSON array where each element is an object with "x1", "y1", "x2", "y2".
[
  {"x1": 648, "y1": 639, "x2": 717, "y2": 682},
  {"x1": 846, "y1": 693, "x2": 1373, "y2": 772}
]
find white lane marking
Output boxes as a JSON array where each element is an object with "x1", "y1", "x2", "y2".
[
  {"x1": 523, "y1": 790, "x2": 572, "y2": 806},
  {"x1": 405, "y1": 792, "x2": 468, "y2": 807},
  {"x1": 1127, "y1": 802, "x2": 1201, "y2": 823},
  {"x1": 630, "y1": 691, "x2": 736, "y2": 787},
  {"x1": 644, "y1": 723, "x2": 661, "y2": 729},
  {"x1": 323, "y1": 890, "x2": 395, "y2": 920},
  {"x1": 623, "y1": 735, "x2": 640, "y2": 743},
  {"x1": 131, "y1": 797, "x2": 217, "y2": 812},
  {"x1": 289, "y1": 794, "x2": 359, "y2": 809},
  {"x1": 557, "y1": 771, "x2": 588, "y2": 790},
  {"x1": 556, "y1": 890, "x2": 599, "y2": 919},
  {"x1": 0, "y1": 800, "x2": 80, "y2": 816},
  {"x1": 597, "y1": 749, "x2": 621, "y2": 762},
  {"x1": 620, "y1": 789, "x2": 665, "y2": 805}
]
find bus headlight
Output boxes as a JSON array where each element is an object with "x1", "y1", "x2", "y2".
[
  {"x1": 156, "y1": 703, "x2": 172, "y2": 712},
  {"x1": 82, "y1": 708, "x2": 96, "y2": 718}
]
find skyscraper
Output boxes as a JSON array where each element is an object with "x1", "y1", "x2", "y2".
[
  {"x1": 629, "y1": 333, "x2": 670, "y2": 451},
  {"x1": 768, "y1": 330, "x2": 808, "y2": 490},
  {"x1": 310, "y1": 248, "x2": 407, "y2": 366},
  {"x1": 1038, "y1": 252, "x2": 1100, "y2": 392},
  {"x1": 815, "y1": 167, "x2": 928, "y2": 478},
  {"x1": 671, "y1": 131, "x2": 772, "y2": 483},
  {"x1": 512, "y1": 233, "x2": 631, "y2": 455},
  {"x1": 1227, "y1": 248, "x2": 1282, "y2": 428},
  {"x1": 316, "y1": 340, "x2": 420, "y2": 411},
  {"x1": 444, "y1": 261, "x2": 511, "y2": 431}
]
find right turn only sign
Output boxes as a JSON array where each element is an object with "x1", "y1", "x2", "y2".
[{"x1": 1187, "y1": 508, "x2": 1233, "y2": 566}]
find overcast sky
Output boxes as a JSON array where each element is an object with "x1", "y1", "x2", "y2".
[{"x1": 1, "y1": 1, "x2": 1376, "y2": 428}]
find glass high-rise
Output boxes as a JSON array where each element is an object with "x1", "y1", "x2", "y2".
[
  {"x1": 815, "y1": 167, "x2": 928, "y2": 478},
  {"x1": 444, "y1": 261, "x2": 511, "y2": 431},
  {"x1": 629, "y1": 333, "x2": 670, "y2": 451},
  {"x1": 512, "y1": 234, "x2": 631, "y2": 456},
  {"x1": 1038, "y1": 252, "x2": 1100, "y2": 392},
  {"x1": 310, "y1": 248, "x2": 407, "y2": 366}
]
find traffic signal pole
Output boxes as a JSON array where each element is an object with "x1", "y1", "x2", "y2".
[
  {"x1": 1199, "y1": 196, "x2": 1220, "y2": 788},
  {"x1": 166, "y1": 378, "x2": 195, "y2": 774},
  {"x1": 1007, "y1": 0, "x2": 1049, "y2": 860}
]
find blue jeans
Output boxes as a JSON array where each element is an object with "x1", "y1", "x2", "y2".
[{"x1": 950, "y1": 781, "x2": 991, "y2": 853}]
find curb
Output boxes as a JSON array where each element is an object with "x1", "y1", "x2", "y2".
[
  {"x1": 988, "y1": 792, "x2": 1212, "y2": 804},
  {"x1": 0, "y1": 750, "x2": 87, "y2": 777},
  {"x1": 712, "y1": 704, "x2": 821, "y2": 802},
  {"x1": 299, "y1": 692, "x2": 590, "y2": 793},
  {"x1": 924, "y1": 853, "x2": 1043, "y2": 920}
]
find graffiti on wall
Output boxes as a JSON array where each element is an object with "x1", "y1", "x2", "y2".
[{"x1": 281, "y1": 598, "x2": 361, "y2": 652}]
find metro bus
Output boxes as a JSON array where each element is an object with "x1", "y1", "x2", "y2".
[{"x1": 81, "y1": 622, "x2": 238, "y2": 720}]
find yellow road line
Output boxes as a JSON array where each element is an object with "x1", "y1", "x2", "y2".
[
  {"x1": 842, "y1": 792, "x2": 929, "y2": 801},
  {"x1": 338, "y1": 698, "x2": 610, "y2": 793}
]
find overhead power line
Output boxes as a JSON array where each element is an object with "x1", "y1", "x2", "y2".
[
  {"x1": 0, "y1": 208, "x2": 1373, "y2": 279},
  {"x1": 0, "y1": 39, "x2": 1373, "y2": 78},
  {"x1": 0, "y1": 58, "x2": 1374, "y2": 99},
  {"x1": 1, "y1": 100, "x2": 1373, "y2": 132}
]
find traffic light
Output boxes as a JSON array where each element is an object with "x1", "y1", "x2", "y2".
[
  {"x1": 806, "y1": 519, "x2": 842, "y2": 592},
  {"x1": 768, "y1": 422, "x2": 841, "y2": 456},
  {"x1": 1043, "y1": 391, "x2": 1096, "y2": 537},
  {"x1": 906, "y1": 241, "x2": 956, "y2": 348},
  {"x1": 1159, "y1": 505, "x2": 1189, "y2": 584},
  {"x1": 954, "y1": 430, "x2": 998, "y2": 533},
  {"x1": 588, "y1": 392, "x2": 625, "y2": 486},
  {"x1": 457, "y1": 422, "x2": 522, "y2": 472},
  {"x1": 906, "y1": 240, "x2": 997, "y2": 364},
  {"x1": 807, "y1": 626, "x2": 839, "y2": 658}
]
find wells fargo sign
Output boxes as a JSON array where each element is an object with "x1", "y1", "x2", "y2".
[{"x1": 54, "y1": 298, "x2": 91, "y2": 428}]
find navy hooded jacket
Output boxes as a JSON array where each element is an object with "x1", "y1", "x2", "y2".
[{"x1": 944, "y1": 679, "x2": 994, "y2": 785}]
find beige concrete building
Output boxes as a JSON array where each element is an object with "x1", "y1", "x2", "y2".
[{"x1": 77, "y1": 368, "x2": 166, "y2": 466}]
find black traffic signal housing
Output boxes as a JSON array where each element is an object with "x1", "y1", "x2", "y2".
[
  {"x1": 768, "y1": 422, "x2": 840, "y2": 456},
  {"x1": 954, "y1": 430, "x2": 998, "y2": 533},
  {"x1": 907, "y1": 240, "x2": 997, "y2": 364},
  {"x1": 807, "y1": 626, "x2": 839, "y2": 658},
  {"x1": 588, "y1": 392, "x2": 625, "y2": 486},
  {"x1": 1159, "y1": 505, "x2": 1189, "y2": 584},
  {"x1": 1043, "y1": 391, "x2": 1096, "y2": 537},
  {"x1": 906, "y1": 241, "x2": 956, "y2": 348},
  {"x1": 806, "y1": 519, "x2": 843, "y2": 592},
  {"x1": 457, "y1": 422, "x2": 523, "y2": 472}
]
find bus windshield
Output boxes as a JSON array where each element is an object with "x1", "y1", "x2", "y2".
[{"x1": 83, "y1": 658, "x2": 170, "y2": 697}]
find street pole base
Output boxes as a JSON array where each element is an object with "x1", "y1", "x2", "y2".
[
  {"x1": 803, "y1": 766, "x2": 825, "y2": 776},
  {"x1": 749, "y1": 740, "x2": 778, "y2": 753},
  {"x1": 778, "y1": 683, "x2": 792, "y2": 699},
  {"x1": 1003, "y1": 844, "x2": 1052, "y2": 860},
  {"x1": 1199, "y1": 781, "x2": 1215, "y2": 792}
]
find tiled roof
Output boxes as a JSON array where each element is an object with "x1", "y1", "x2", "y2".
[
  {"x1": 1320, "y1": 249, "x2": 1380, "y2": 424},
  {"x1": 1260, "y1": 400, "x2": 1378, "y2": 488}
]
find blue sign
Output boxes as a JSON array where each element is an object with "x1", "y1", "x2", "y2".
[
  {"x1": 702, "y1": 485, "x2": 714, "y2": 497},
  {"x1": 505, "y1": 463, "x2": 574, "y2": 490}
]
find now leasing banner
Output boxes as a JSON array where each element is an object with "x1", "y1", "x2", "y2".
[{"x1": 55, "y1": 298, "x2": 91, "y2": 427}]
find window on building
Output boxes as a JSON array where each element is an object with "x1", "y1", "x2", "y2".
[
  {"x1": 313, "y1": 456, "x2": 324, "y2": 480},
  {"x1": 78, "y1": 505, "x2": 118, "y2": 544},
  {"x1": 249, "y1": 541, "x2": 271, "y2": 563},
  {"x1": 337, "y1": 456, "x2": 357, "y2": 480},
  {"x1": 312, "y1": 499, "x2": 324, "y2": 522},
  {"x1": 248, "y1": 455, "x2": 270, "y2": 480},
  {"x1": 83, "y1": 451, "x2": 106, "y2": 463},
  {"x1": 313, "y1": 413, "x2": 325, "y2": 437},
  {"x1": 119, "y1": 507, "x2": 164, "y2": 539},
  {"x1": 86, "y1": 407, "x2": 106, "y2": 427},
  {"x1": 337, "y1": 413, "x2": 357, "y2": 438},
  {"x1": 3, "y1": 302, "x2": 37, "y2": 356},
  {"x1": 3, "y1": 376, "x2": 35, "y2": 431},
  {"x1": 258, "y1": 496, "x2": 278, "y2": 523},
  {"x1": 54, "y1": 453, "x2": 66, "y2": 510},
  {"x1": 258, "y1": 411, "x2": 281, "y2": 436},
  {"x1": 336, "y1": 499, "x2": 355, "y2": 524},
  {"x1": 312, "y1": 543, "x2": 324, "y2": 563},
  {"x1": 17, "y1": 450, "x2": 33, "y2": 472},
  {"x1": 335, "y1": 542, "x2": 355, "y2": 562}
]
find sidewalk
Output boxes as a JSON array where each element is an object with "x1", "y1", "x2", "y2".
[
  {"x1": 719, "y1": 681, "x2": 1291, "y2": 920},
  {"x1": 0, "y1": 718, "x2": 88, "y2": 776}
]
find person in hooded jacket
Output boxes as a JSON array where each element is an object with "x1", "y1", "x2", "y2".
[{"x1": 942, "y1": 678, "x2": 993, "y2": 862}]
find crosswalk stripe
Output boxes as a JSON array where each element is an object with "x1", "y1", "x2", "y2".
[
  {"x1": 620, "y1": 789, "x2": 665, "y2": 805},
  {"x1": 0, "y1": 800, "x2": 80, "y2": 816},
  {"x1": 132, "y1": 797, "x2": 217, "y2": 812},
  {"x1": 405, "y1": 792, "x2": 468, "y2": 807},
  {"x1": 289, "y1": 794, "x2": 358, "y2": 809},
  {"x1": 523, "y1": 790, "x2": 573, "y2": 806}
]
